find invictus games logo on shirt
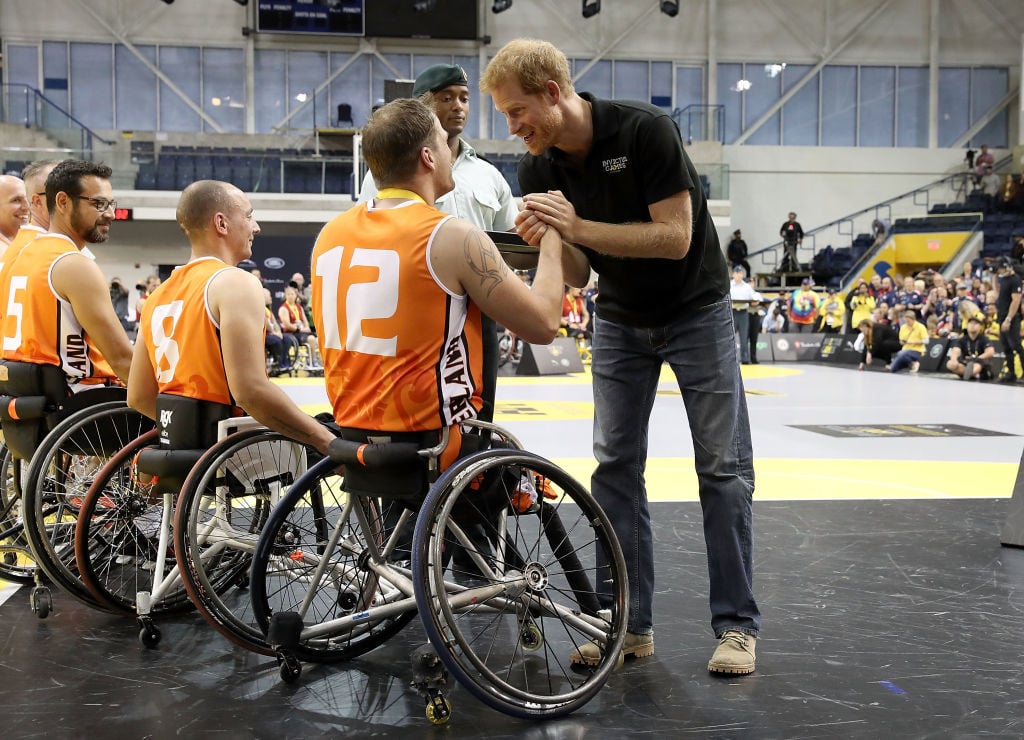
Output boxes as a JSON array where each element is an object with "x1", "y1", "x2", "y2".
[{"x1": 603, "y1": 156, "x2": 628, "y2": 173}]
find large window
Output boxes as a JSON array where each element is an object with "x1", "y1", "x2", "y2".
[{"x1": 1, "y1": 40, "x2": 1011, "y2": 150}]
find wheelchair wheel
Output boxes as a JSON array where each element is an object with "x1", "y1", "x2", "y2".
[
  {"x1": 249, "y1": 456, "x2": 415, "y2": 663},
  {"x1": 22, "y1": 402, "x2": 155, "y2": 611},
  {"x1": 175, "y1": 429, "x2": 310, "y2": 655},
  {"x1": 74, "y1": 429, "x2": 192, "y2": 615},
  {"x1": 411, "y1": 448, "x2": 628, "y2": 720},
  {"x1": 0, "y1": 444, "x2": 36, "y2": 584}
]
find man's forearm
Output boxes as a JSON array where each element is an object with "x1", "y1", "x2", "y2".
[{"x1": 574, "y1": 218, "x2": 689, "y2": 260}]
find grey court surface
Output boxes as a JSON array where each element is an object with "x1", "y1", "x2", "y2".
[{"x1": 1, "y1": 363, "x2": 1022, "y2": 738}]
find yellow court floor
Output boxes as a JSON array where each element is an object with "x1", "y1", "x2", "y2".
[{"x1": 284, "y1": 361, "x2": 1022, "y2": 504}]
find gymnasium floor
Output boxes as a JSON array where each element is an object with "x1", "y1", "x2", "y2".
[{"x1": 2, "y1": 362, "x2": 1023, "y2": 739}]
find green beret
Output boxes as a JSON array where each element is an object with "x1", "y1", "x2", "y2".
[{"x1": 413, "y1": 64, "x2": 469, "y2": 97}]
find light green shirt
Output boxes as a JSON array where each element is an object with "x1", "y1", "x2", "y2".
[{"x1": 359, "y1": 138, "x2": 517, "y2": 231}]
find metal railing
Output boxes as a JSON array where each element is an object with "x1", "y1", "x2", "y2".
[
  {"x1": 673, "y1": 104, "x2": 725, "y2": 144},
  {"x1": 0, "y1": 83, "x2": 114, "y2": 157},
  {"x1": 747, "y1": 169, "x2": 993, "y2": 283}
]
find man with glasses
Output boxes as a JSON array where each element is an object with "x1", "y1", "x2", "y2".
[
  {"x1": 0, "y1": 161, "x2": 60, "y2": 326},
  {"x1": 0, "y1": 174, "x2": 29, "y2": 247},
  {"x1": 0, "y1": 159, "x2": 133, "y2": 388}
]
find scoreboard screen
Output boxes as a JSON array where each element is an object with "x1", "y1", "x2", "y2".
[
  {"x1": 257, "y1": 0, "x2": 478, "y2": 40},
  {"x1": 257, "y1": 1, "x2": 365, "y2": 36}
]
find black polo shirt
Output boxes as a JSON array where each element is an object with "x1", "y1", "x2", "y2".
[
  {"x1": 996, "y1": 272, "x2": 1022, "y2": 321},
  {"x1": 954, "y1": 332, "x2": 990, "y2": 358},
  {"x1": 518, "y1": 93, "x2": 728, "y2": 328}
]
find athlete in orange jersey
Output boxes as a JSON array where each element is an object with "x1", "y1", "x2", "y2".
[
  {"x1": 0, "y1": 160, "x2": 132, "y2": 386},
  {"x1": 0, "y1": 174, "x2": 28, "y2": 247},
  {"x1": 127, "y1": 180, "x2": 334, "y2": 455},
  {"x1": 0, "y1": 161, "x2": 59, "y2": 326},
  {"x1": 311, "y1": 98, "x2": 565, "y2": 459}
]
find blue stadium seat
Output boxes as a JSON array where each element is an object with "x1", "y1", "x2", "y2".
[{"x1": 135, "y1": 164, "x2": 157, "y2": 190}]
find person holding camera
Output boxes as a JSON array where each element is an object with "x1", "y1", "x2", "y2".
[
  {"x1": 109, "y1": 277, "x2": 133, "y2": 334},
  {"x1": 946, "y1": 313, "x2": 995, "y2": 380}
]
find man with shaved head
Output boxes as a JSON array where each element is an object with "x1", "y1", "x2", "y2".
[
  {"x1": 127, "y1": 179, "x2": 334, "y2": 455},
  {"x1": 0, "y1": 174, "x2": 29, "y2": 246}
]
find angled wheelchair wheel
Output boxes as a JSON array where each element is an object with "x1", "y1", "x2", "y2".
[
  {"x1": 22, "y1": 402, "x2": 155, "y2": 611},
  {"x1": 175, "y1": 428, "x2": 310, "y2": 655},
  {"x1": 74, "y1": 429, "x2": 192, "y2": 616},
  {"x1": 249, "y1": 456, "x2": 415, "y2": 664},
  {"x1": 0, "y1": 444, "x2": 36, "y2": 584},
  {"x1": 411, "y1": 448, "x2": 628, "y2": 720}
]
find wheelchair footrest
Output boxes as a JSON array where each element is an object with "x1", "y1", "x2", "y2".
[{"x1": 268, "y1": 611, "x2": 304, "y2": 649}]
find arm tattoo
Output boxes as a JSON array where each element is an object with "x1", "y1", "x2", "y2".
[{"x1": 463, "y1": 229, "x2": 504, "y2": 298}]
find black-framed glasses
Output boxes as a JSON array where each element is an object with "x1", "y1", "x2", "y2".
[{"x1": 70, "y1": 194, "x2": 117, "y2": 212}]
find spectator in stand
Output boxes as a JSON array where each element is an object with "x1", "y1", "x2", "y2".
[
  {"x1": 867, "y1": 273, "x2": 883, "y2": 298},
  {"x1": 762, "y1": 305, "x2": 786, "y2": 333},
  {"x1": 817, "y1": 287, "x2": 845, "y2": 334},
  {"x1": 980, "y1": 165, "x2": 1001, "y2": 209},
  {"x1": 946, "y1": 313, "x2": 995, "y2": 380},
  {"x1": 108, "y1": 277, "x2": 132, "y2": 334},
  {"x1": 994, "y1": 256, "x2": 1023, "y2": 383},
  {"x1": 727, "y1": 229, "x2": 751, "y2": 278},
  {"x1": 134, "y1": 274, "x2": 161, "y2": 321},
  {"x1": 974, "y1": 144, "x2": 995, "y2": 183},
  {"x1": 871, "y1": 218, "x2": 886, "y2": 244},
  {"x1": 847, "y1": 280, "x2": 876, "y2": 333},
  {"x1": 858, "y1": 309, "x2": 902, "y2": 369},
  {"x1": 264, "y1": 287, "x2": 293, "y2": 375},
  {"x1": 278, "y1": 284, "x2": 321, "y2": 370},
  {"x1": 560, "y1": 285, "x2": 591, "y2": 343},
  {"x1": 1012, "y1": 235, "x2": 1024, "y2": 264},
  {"x1": 890, "y1": 310, "x2": 928, "y2": 373},
  {"x1": 729, "y1": 266, "x2": 760, "y2": 363},
  {"x1": 290, "y1": 272, "x2": 311, "y2": 305},
  {"x1": 923, "y1": 284, "x2": 952, "y2": 335},
  {"x1": 983, "y1": 303, "x2": 1000, "y2": 341},
  {"x1": 896, "y1": 276, "x2": 924, "y2": 318},
  {"x1": 778, "y1": 212, "x2": 803, "y2": 272},
  {"x1": 875, "y1": 276, "x2": 898, "y2": 312},
  {"x1": 788, "y1": 278, "x2": 820, "y2": 333}
]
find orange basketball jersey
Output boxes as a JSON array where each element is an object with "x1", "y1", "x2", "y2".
[
  {"x1": 139, "y1": 257, "x2": 235, "y2": 405},
  {"x1": 311, "y1": 199, "x2": 484, "y2": 432},
  {"x1": 1, "y1": 232, "x2": 116, "y2": 382},
  {"x1": 0, "y1": 224, "x2": 45, "y2": 325}
]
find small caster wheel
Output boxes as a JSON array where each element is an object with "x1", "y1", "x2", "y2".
[
  {"x1": 3, "y1": 552, "x2": 16, "y2": 567},
  {"x1": 425, "y1": 695, "x2": 451, "y2": 725},
  {"x1": 519, "y1": 623, "x2": 543, "y2": 652},
  {"x1": 31, "y1": 586, "x2": 52, "y2": 619},
  {"x1": 138, "y1": 620, "x2": 161, "y2": 648},
  {"x1": 234, "y1": 573, "x2": 250, "y2": 590},
  {"x1": 279, "y1": 654, "x2": 301, "y2": 684}
]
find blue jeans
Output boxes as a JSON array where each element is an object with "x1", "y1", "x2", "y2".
[
  {"x1": 732, "y1": 310, "x2": 750, "y2": 363},
  {"x1": 591, "y1": 299, "x2": 761, "y2": 638},
  {"x1": 889, "y1": 348, "x2": 921, "y2": 373}
]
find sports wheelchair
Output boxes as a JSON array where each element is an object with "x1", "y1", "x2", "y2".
[
  {"x1": 73, "y1": 396, "x2": 310, "y2": 650},
  {"x1": 243, "y1": 419, "x2": 629, "y2": 723},
  {"x1": 0, "y1": 360, "x2": 153, "y2": 617}
]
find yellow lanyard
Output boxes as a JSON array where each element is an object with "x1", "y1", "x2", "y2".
[{"x1": 375, "y1": 187, "x2": 425, "y2": 203}]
